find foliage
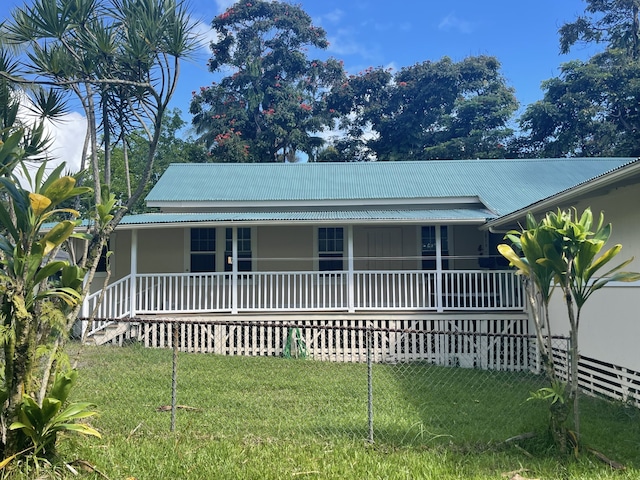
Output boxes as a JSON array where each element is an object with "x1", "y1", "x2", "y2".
[
  {"x1": 0, "y1": 157, "x2": 93, "y2": 457},
  {"x1": 327, "y1": 56, "x2": 518, "y2": 161},
  {"x1": 190, "y1": 0, "x2": 345, "y2": 163},
  {"x1": 516, "y1": 1, "x2": 640, "y2": 158},
  {"x1": 108, "y1": 109, "x2": 206, "y2": 212},
  {"x1": 9, "y1": 370, "x2": 100, "y2": 460},
  {"x1": 559, "y1": 0, "x2": 640, "y2": 59},
  {"x1": 499, "y1": 207, "x2": 640, "y2": 451},
  {"x1": 518, "y1": 50, "x2": 640, "y2": 157}
]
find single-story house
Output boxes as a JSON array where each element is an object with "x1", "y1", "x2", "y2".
[{"x1": 83, "y1": 158, "x2": 640, "y2": 393}]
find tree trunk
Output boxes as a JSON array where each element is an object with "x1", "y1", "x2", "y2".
[{"x1": 3, "y1": 297, "x2": 37, "y2": 456}]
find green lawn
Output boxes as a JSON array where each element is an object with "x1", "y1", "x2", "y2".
[{"x1": 32, "y1": 344, "x2": 640, "y2": 479}]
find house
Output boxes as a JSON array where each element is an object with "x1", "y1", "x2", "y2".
[{"x1": 83, "y1": 158, "x2": 640, "y2": 385}]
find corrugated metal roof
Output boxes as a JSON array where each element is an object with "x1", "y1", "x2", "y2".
[
  {"x1": 119, "y1": 208, "x2": 493, "y2": 227},
  {"x1": 145, "y1": 158, "x2": 637, "y2": 216}
]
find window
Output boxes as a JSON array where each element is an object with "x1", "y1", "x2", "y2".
[
  {"x1": 422, "y1": 226, "x2": 449, "y2": 269},
  {"x1": 96, "y1": 240, "x2": 110, "y2": 273},
  {"x1": 318, "y1": 227, "x2": 344, "y2": 271},
  {"x1": 225, "y1": 227, "x2": 252, "y2": 272},
  {"x1": 190, "y1": 228, "x2": 216, "y2": 272}
]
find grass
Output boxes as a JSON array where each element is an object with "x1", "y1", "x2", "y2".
[{"x1": 10, "y1": 343, "x2": 640, "y2": 479}]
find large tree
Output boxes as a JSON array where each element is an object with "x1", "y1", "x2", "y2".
[
  {"x1": 518, "y1": 51, "x2": 640, "y2": 157},
  {"x1": 0, "y1": 0, "x2": 196, "y2": 458},
  {"x1": 190, "y1": 0, "x2": 345, "y2": 163},
  {"x1": 327, "y1": 56, "x2": 518, "y2": 161},
  {"x1": 516, "y1": 0, "x2": 640, "y2": 158},
  {"x1": 559, "y1": 0, "x2": 640, "y2": 60}
]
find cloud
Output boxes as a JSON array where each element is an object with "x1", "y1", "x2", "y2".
[
  {"x1": 438, "y1": 13, "x2": 473, "y2": 34},
  {"x1": 16, "y1": 97, "x2": 87, "y2": 179},
  {"x1": 192, "y1": 19, "x2": 221, "y2": 52},
  {"x1": 44, "y1": 112, "x2": 87, "y2": 173},
  {"x1": 214, "y1": 0, "x2": 237, "y2": 11},
  {"x1": 315, "y1": 9, "x2": 345, "y2": 25}
]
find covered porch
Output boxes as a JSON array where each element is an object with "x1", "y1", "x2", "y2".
[{"x1": 83, "y1": 222, "x2": 525, "y2": 320}]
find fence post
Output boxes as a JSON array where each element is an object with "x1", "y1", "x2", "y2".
[
  {"x1": 171, "y1": 321, "x2": 178, "y2": 432},
  {"x1": 367, "y1": 327, "x2": 374, "y2": 444}
]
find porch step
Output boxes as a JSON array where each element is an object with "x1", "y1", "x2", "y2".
[{"x1": 90, "y1": 322, "x2": 136, "y2": 346}]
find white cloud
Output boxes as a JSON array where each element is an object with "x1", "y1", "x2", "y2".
[
  {"x1": 214, "y1": 0, "x2": 237, "y2": 11},
  {"x1": 16, "y1": 97, "x2": 87, "y2": 183},
  {"x1": 315, "y1": 9, "x2": 345, "y2": 25},
  {"x1": 438, "y1": 13, "x2": 473, "y2": 34},
  {"x1": 43, "y1": 112, "x2": 87, "y2": 173},
  {"x1": 192, "y1": 19, "x2": 221, "y2": 52}
]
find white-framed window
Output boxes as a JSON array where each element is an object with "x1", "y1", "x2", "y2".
[
  {"x1": 421, "y1": 226, "x2": 449, "y2": 269},
  {"x1": 318, "y1": 227, "x2": 344, "y2": 271},
  {"x1": 190, "y1": 228, "x2": 216, "y2": 272},
  {"x1": 225, "y1": 227, "x2": 252, "y2": 272}
]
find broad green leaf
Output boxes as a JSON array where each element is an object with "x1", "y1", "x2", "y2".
[
  {"x1": 497, "y1": 244, "x2": 529, "y2": 274},
  {"x1": 56, "y1": 423, "x2": 101, "y2": 438},
  {"x1": 34, "y1": 260, "x2": 67, "y2": 284},
  {"x1": 29, "y1": 192, "x2": 51, "y2": 216},
  {"x1": 39, "y1": 220, "x2": 77, "y2": 254}
]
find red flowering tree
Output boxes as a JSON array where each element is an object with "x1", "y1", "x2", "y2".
[
  {"x1": 190, "y1": 1, "x2": 345, "y2": 162},
  {"x1": 327, "y1": 56, "x2": 518, "y2": 161}
]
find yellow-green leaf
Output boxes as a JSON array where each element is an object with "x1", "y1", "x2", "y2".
[{"x1": 29, "y1": 192, "x2": 51, "y2": 216}]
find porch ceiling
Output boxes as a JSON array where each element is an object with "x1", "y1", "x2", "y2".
[{"x1": 117, "y1": 208, "x2": 494, "y2": 229}]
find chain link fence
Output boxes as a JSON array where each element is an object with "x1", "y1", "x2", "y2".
[{"x1": 74, "y1": 318, "x2": 571, "y2": 447}]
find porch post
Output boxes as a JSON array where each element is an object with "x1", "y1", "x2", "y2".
[
  {"x1": 231, "y1": 227, "x2": 238, "y2": 314},
  {"x1": 80, "y1": 277, "x2": 89, "y2": 338},
  {"x1": 435, "y1": 226, "x2": 443, "y2": 313},
  {"x1": 130, "y1": 230, "x2": 138, "y2": 317},
  {"x1": 347, "y1": 225, "x2": 355, "y2": 313}
]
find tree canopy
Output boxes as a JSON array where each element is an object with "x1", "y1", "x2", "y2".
[
  {"x1": 190, "y1": 0, "x2": 345, "y2": 163},
  {"x1": 327, "y1": 56, "x2": 518, "y2": 161}
]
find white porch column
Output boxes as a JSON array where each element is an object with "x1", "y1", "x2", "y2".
[
  {"x1": 347, "y1": 225, "x2": 355, "y2": 313},
  {"x1": 130, "y1": 230, "x2": 138, "y2": 317},
  {"x1": 231, "y1": 227, "x2": 238, "y2": 314},
  {"x1": 80, "y1": 277, "x2": 90, "y2": 338},
  {"x1": 435, "y1": 226, "x2": 443, "y2": 313}
]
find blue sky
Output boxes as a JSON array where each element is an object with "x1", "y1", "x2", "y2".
[{"x1": 4, "y1": 0, "x2": 602, "y2": 168}]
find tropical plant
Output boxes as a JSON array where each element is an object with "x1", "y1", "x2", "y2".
[
  {"x1": 499, "y1": 207, "x2": 640, "y2": 451},
  {"x1": 327, "y1": 56, "x2": 518, "y2": 161},
  {"x1": 0, "y1": 158, "x2": 94, "y2": 455},
  {"x1": 9, "y1": 370, "x2": 100, "y2": 461}
]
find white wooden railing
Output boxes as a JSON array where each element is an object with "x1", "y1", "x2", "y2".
[{"x1": 84, "y1": 269, "x2": 525, "y2": 319}]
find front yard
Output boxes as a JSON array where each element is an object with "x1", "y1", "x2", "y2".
[{"x1": 44, "y1": 345, "x2": 640, "y2": 479}]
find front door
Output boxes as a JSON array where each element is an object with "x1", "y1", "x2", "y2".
[{"x1": 364, "y1": 227, "x2": 403, "y2": 270}]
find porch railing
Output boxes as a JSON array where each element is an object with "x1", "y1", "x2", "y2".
[{"x1": 85, "y1": 269, "x2": 525, "y2": 319}]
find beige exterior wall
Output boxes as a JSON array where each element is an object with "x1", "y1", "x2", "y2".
[
  {"x1": 449, "y1": 225, "x2": 485, "y2": 270},
  {"x1": 257, "y1": 225, "x2": 314, "y2": 271},
  {"x1": 110, "y1": 223, "x2": 492, "y2": 276},
  {"x1": 546, "y1": 182, "x2": 640, "y2": 370}
]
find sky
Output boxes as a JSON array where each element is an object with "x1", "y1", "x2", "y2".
[{"x1": 4, "y1": 0, "x2": 602, "y2": 170}]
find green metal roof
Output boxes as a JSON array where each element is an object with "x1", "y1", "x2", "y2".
[
  {"x1": 145, "y1": 158, "x2": 637, "y2": 216},
  {"x1": 120, "y1": 208, "x2": 493, "y2": 227}
]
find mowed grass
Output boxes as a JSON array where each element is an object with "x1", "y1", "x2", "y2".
[{"x1": 44, "y1": 344, "x2": 640, "y2": 479}]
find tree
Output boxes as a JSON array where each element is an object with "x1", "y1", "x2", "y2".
[
  {"x1": 499, "y1": 208, "x2": 640, "y2": 451},
  {"x1": 0, "y1": 0, "x2": 196, "y2": 459},
  {"x1": 559, "y1": 0, "x2": 640, "y2": 60},
  {"x1": 516, "y1": 0, "x2": 640, "y2": 158},
  {"x1": 108, "y1": 109, "x2": 207, "y2": 213},
  {"x1": 190, "y1": 0, "x2": 345, "y2": 163},
  {"x1": 328, "y1": 56, "x2": 518, "y2": 161},
  {"x1": 517, "y1": 50, "x2": 640, "y2": 158}
]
